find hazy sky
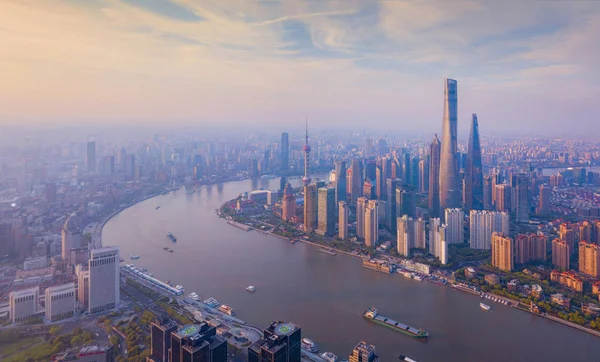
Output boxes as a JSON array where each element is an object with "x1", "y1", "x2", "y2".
[{"x1": 1, "y1": 1, "x2": 599, "y2": 135}]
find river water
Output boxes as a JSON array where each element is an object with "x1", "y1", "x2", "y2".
[{"x1": 103, "y1": 175, "x2": 600, "y2": 361}]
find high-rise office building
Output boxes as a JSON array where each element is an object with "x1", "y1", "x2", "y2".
[
  {"x1": 349, "y1": 341, "x2": 380, "y2": 362},
  {"x1": 356, "y1": 197, "x2": 367, "y2": 239},
  {"x1": 444, "y1": 208, "x2": 464, "y2": 244},
  {"x1": 88, "y1": 247, "x2": 119, "y2": 313},
  {"x1": 350, "y1": 159, "x2": 363, "y2": 205},
  {"x1": 9, "y1": 287, "x2": 40, "y2": 324},
  {"x1": 397, "y1": 215, "x2": 415, "y2": 257},
  {"x1": 45, "y1": 283, "x2": 75, "y2": 322},
  {"x1": 365, "y1": 138, "x2": 374, "y2": 158},
  {"x1": 363, "y1": 178, "x2": 375, "y2": 200},
  {"x1": 491, "y1": 232, "x2": 513, "y2": 272},
  {"x1": 410, "y1": 156, "x2": 419, "y2": 188},
  {"x1": 303, "y1": 184, "x2": 318, "y2": 233},
  {"x1": 428, "y1": 135, "x2": 441, "y2": 217},
  {"x1": 430, "y1": 220, "x2": 449, "y2": 265},
  {"x1": 439, "y1": 78, "x2": 460, "y2": 213},
  {"x1": 469, "y1": 210, "x2": 509, "y2": 250},
  {"x1": 364, "y1": 200, "x2": 379, "y2": 247},
  {"x1": 248, "y1": 321, "x2": 301, "y2": 362},
  {"x1": 483, "y1": 175, "x2": 493, "y2": 210},
  {"x1": 124, "y1": 154, "x2": 135, "y2": 180},
  {"x1": 537, "y1": 185, "x2": 551, "y2": 217},
  {"x1": 385, "y1": 178, "x2": 401, "y2": 232},
  {"x1": 579, "y1": 241, "x2": 600, "y2": 278},
  {"x1": 464, "y1": 114, "x2": 483, "y2": 211},
  {"x1": 61, "y1": 218, "x2": 82, "y2": 263},
  {"x1": 418, "y1": 159, "x2": 429, "y2": 194},
  {"x1": 334, "y1": 160, "x2": 347, "y2": 205},
  {"x1": 396, "y1": 186, "x2": 416, "y2": 218},
  {"x1": 281, "y1": 132, "x2": 289, "y2": 171},
  {"x1": 339, "y1": 201, "x2": 348, "y2": 240},
  {"x1": 552, "y1": 239, "x2": 570, "y2": 270},
  {"x1": 317, "y1": 187, "x2": 336, "y2": 236},
  {"x1": 86, "y1": 141, "x2": 96, "y2": 173},
  {"x1": 515, "y1": 174, "x2": 530, "y2": 222},
  {"x1": 151, "y1": 319, "x2": 177, "y2": 362},
  {"x1": 514, "y1": 234, "x2": 547, "y2": 264},
  {"x1": 377, "y1": 138, "x2": 387, "y2": 157},
  {"x1": 170, "y1": 323, "x2": 227, "y2": 362},
  {"x1": 281, "y1": 183, "x2": 296, "y2": 221}
]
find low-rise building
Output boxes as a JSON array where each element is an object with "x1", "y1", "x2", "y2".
[
  {"x1": 9, "y1": 287, "x2": 41, "y2": 324},
  {"x1": 550, "y1": 293, "x2": 570, "y2": 309},
  {"x1": 465, "y1": 267, "x2": 477, "y2": 279},
  {"x1": 550, "y1": 270, "x2": 584, "y2": 293},
  {"x1": 531, "y1": 284, "x2": 543, "y2": 299},
  {"x1": 507, "y1": 279, "x2": 519, "y2": 292},
  {"x1": 581, "y1": 303, "x2": 600, "y2": 317},
  {"x1": 592, "y1": 281, "x2": 600, "y2": 295},
  {"x1": 484, "y1": 273, "x2": 500, "y2": 286}
]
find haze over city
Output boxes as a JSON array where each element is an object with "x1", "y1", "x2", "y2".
[{"x1": 1, "y1": 0, "x2": 599, "y2": 134}]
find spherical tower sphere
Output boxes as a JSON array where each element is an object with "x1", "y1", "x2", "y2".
[
  {"x1": 302, "y1": 176, "x2": 312, "y2": 185},
  {"x1": 302, "y1": 145, "x2": 311, "y2": 153}
]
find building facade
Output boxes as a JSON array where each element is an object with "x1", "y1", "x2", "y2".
[
  {"x1": 552, "y1": 239, "x2": 570, "y2": 270},
  {"x1": 445, "y1": 208, "x2": 464, "y2": 244},
  {"x1": 338, "y1": 201, "x2": 348, "y2": 240},
  {"x1": 491, "y1": 232, "x2": 513, "y2": 272},
  {"x1": 45, "y1": 282, "x2": 75, "y2": 322},
  {"x1": 88, "y1": 247, "x2": 120, "y2": 314},
  {"x1": 317, "y1": 187, "x2": 336, "y2": 236},
  {"x1": 364, "y1": 200, "x2": 379, "y2": 247},
  {"x1": 9, "y1": 287, "x2": 40, "y2": 323}
]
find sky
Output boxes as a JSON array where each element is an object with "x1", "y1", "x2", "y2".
[{"x1": 1, "y1": 0, "x2": 599, "y2": 135}]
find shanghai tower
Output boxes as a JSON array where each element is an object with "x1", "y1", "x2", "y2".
[
  {"x1": 465, "y1": 113, "x2": 483, "y2": 211},
  {"x1": 439, "y1": 78, "x2": 460, "y2": 213}
]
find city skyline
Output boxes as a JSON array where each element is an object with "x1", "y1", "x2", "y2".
[{"x1": 1, "y1": 1, "x2": 599, "y2": 134}]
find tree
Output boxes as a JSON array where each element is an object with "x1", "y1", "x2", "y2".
[
  {"x1": 49, "y1": 325, "x2": 62, "y2": 336},
  {"x1": 109, "y1": 335, "x2": 119, "y2": 347},
  {"x1": 82, "y1": 331, "x2": 94, "y2": 344},
  {"x1": 52, "y1": 342, "x2": 66, "y2": 354}
]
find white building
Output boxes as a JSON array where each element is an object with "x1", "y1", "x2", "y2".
[
  {"x1": 45, "y1": 283, "x2": 75, "y2": 322},
  {"x1": 444, "y1": 208, "x2": 464, "y2": 244},
  {"x1": 469, "y1": 210, "x2": 510, "y2": 250},
  {"x1": 397, "y1": 215, "x2": 415, "y2": 257},
  {"x1": 356, "y1": 197, "x2": 367, "y2": 239},
  {"x1": 24, "y1": 256, "x2": 49, "y2": 270},
  {"x1": 9, "y1": 287, "x2": 40, "y2": 323},
  {"x1": 364, "y1": 200, "x2": 379, "y2": 247},
  {"x1": 338, "y1": 201, "x2": 348, "y2": 240},
  {"x1": 440, "y1": 225, "x2": 448, "y2": 265},
  {"x1": 429, "y1": 219, "x2": 448, "y2": 264},
  {"x1": 88, "y1": 247, "x2": 119, "y2": 314}
]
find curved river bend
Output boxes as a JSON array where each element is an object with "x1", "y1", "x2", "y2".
[{"x1": 104, "y1": 176, "x2": 600, "y2": 362}]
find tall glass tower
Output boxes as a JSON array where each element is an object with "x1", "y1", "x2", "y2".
[
  {"x1": 439, "y1": 78, "x2": 460, "y2": 215},
  {"x1": 465, "y1": 113, "x2": 483, "y2": 211}
]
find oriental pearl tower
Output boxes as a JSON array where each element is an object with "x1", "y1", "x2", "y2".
[{"x1": 303, "y1": 120, "x2": 317, "y2": 233}]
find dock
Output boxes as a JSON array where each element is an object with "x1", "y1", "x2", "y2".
[{"x1": 227, "y1": 220, "x2": 253, "y2": 231}]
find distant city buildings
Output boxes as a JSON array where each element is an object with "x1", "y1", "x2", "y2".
[{"x1": 86, "y1": 141, "x2": 96, "y2": 174}]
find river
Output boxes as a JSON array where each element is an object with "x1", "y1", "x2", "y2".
[{"x1": 103, "y1": 175, "x2": 600, "y2": 361}]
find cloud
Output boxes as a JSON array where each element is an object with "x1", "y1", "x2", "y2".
[{"x1": 0, "y1": 0, "x2": 598, "y2": 134}]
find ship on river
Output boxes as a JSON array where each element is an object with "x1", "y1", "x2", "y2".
[{"x1": 363, "y1": 307, "x2": 428, "y2": 338}]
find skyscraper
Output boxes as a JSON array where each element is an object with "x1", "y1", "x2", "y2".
[
  {"x1": 317, "y1": 187, "x2": 336, "y2": 236},
  {"x1": 350, "y1": 159, "x2": 363, "y2": 205},
  {"x1": 439, "y1": 78, "x2": 460, "y2": 214},
  {"x1": 385, "y1": 178, "x2": 401, "y2": 232},
  {"x1": 428, "y1": 135, "x2": 441, "y2": 217},
  {"x1": 469, "y1": 210, "x2": 510, "y2": 250},
  {"x1": 339, "y1": 201, "x2": 348, "y2": 240},
  {"x1": 537, "y1": 184, "x2": 550, "y2": 217},
  {"x1": 86, "y1": 141, "x2": 96, "y2": 173},
  {"x1": 334, "y1": 160, "x2": 347, "y2": 205},
  {"x1": 88, "y1": 247, "x2": 119, "y2": 313},
  {"x1": 281, "y1": 183, "x2": 296, "y2": 221},
  {"x1": 483, "y1": 175, "x2": 493, "y2": 209},
  {"x1": 61, "y1": 217, "x2": 82, "y2": 263},
  {"x1": 397, "y1": 215, "x2": 414, "y2": 257},
  {"x1": 414, "y1": 218, "x2": 426, "y2": 249},
  {"x1": 151, "y1": 319, "x2": 177, "y2": 362},
  {"x1": 579, "y1": 241, "x2": 600, "y2": 278},
  {"x1": 465, "y1": 114, "x2": 483, "y2": 211},
  {"x1": 418, "y1": 159, "x2": 429, "y2": 194},
  {"x1": 491, "y1": 232, "x2": 513, "y2": 272},
  {"x1": 396, "y1": 185, "x2": 416, "y2": 218},
  {"x1": 249, "y1": 321, "x2": 301, "y2": 362},
  {"x1": 515, "y1": 234, "x2": 547, "y2": 264},
  {"x1": 444, "y1": 208, "x2": 464, "y2": 244},
  {"x1": 281, "y1": 132, "x2": 289, "y2": 172},
  {"x1": 365, "y1": 138, "x2": 374, "y2": 158},
  {"x1": 377, "y1": 138, "x2": 387, "y2": 157},
  {"x1": 515, "y1": 173, "x2": 530, "y2": 222},
  {"x1": 356, "y1": 197, "x2": 367, "y2": 239},
  {"x1": 364, "y1": 200, "x2": 379, "y2": 247},
  {"x1": 429, "y1": 218, "x2": 448, "y2": 264}
]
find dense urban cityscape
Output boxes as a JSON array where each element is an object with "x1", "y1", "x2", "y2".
[{"x1": 2, "y1": 1, "x2": 600, "y2": 361}]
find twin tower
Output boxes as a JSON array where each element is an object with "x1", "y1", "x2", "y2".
[{"x1": 436, "y1": 78, "x2": 483, "y2": 216}]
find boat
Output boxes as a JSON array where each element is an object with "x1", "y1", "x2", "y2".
[
  {"x1": 318, "y1": 248, "x2": 337, "y2": 256},
  {"x1": 246, "y1": 286, "x2": 256, "y2": 292},
  {"x1": 480, "y1": 303, "x2": 491, "y2": 311},
  {"x1": 163, "y1": 247, "x2": 174, "y2": 253},
  {"x1": 204, "y1": 297, "x2": 220, "y2": 308},
  {"x1": 363, "y1": 307, "x2": 428, "y2": 338},
  {"x1": 188, "y1": 292, "x2": 201, "y2": 301},
  {"x1": 219, "y1": 304, "x2": 236, "y2": 316},
  {"x1": 156, "y1": 206, "x2": 160, "y2": 210},
  {"x1": 175, "y1": 285, "x2": 185, "y2": 292},
  {"x1": 320, "y1": 352, "x2": 338, "y2": 362},
  {"x1": 129, "y1": 255, "x2": 140, "y2": 260},
  {"x1": 399, "y1": 355, "x2": 418, "y2": 362},
  {"x1": 167, "y1": 232, "x2": 177, "y2": 242},
  {"x1": 301, "y1": 338, "x2": 318, "y2": 353}
]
